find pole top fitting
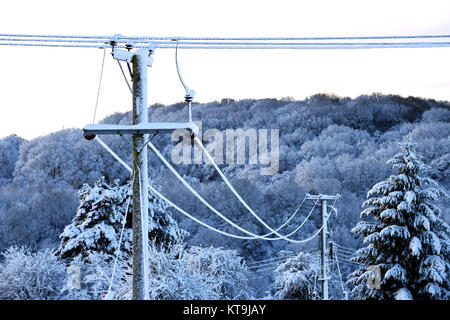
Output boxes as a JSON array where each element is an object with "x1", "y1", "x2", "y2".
[
  {"x1": 147, "y1": 45, "x2": 155, "y2": 55},
  {"x1": 185, "y1": 89, "x2": 195, "y2": 102},
  {"x1": 125, "y1": 41, "x2": 135, "y2": 50},
  {"x1": 110, "y1": 34, "x2": 123, "y2": 47}
]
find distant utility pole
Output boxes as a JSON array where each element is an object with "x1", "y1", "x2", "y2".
[{"x1": 307, "y1": 194, "x2": 340, "y2": 300}]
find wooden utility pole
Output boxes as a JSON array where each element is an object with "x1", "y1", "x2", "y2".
[
  {"x1": 82, "y1": 47, "x2": 197, "y2": 300},
  {"x1": 131, "y1": 49, "x2": 151, "y2": 300},
  {"x1": 306, "y1": 194, "x2": 340, "y2": 300},
  {"x1": 320, "y1": 198, "x2": 329, "y2": 300}
]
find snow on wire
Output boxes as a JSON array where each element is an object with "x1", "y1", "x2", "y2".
[
  {"x1": 94, "y1": 137, "x2": 338, "y2": 243},
  {"x1": 147, "y1": 139, "x2": 323, "y2": 241},
  {"x1": 2, "y1": 33, "x2": 450, "y2": 50}
]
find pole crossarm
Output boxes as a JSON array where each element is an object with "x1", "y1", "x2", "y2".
[
  {"x1": 83, "y1": 122, "x2": 199, "y2": 138},
  {"x1": 306, "y1": 194, "x2": 340, "y2": 201}
]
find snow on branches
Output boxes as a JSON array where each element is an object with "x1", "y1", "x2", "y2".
[
  {"x1": 348, "y1": 134, "x2": 450, "y2": 300},
  {"x1": 57, "y1": 177, "x2": 187, "y2": 263}
]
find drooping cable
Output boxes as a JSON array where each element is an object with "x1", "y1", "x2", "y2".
[
  {"x1": 175, "y1": 41, "x2": 190, "y2": 97},
  {"x1": 94, "y1": 137, "x2": 275, "y2": 240},
  {"x1": 194, "y1": 136, "x2": 338, "y2": 243},
  {"x1": 146, "y1": 140, "x2": 322, "y2": 242},
  {"x1": 92, "y1": 47, "x2": 106, "y2": 123},
  {"x1": 171, "y1": 37, "x2": 326, "y2": 242},
  {"x1": 175, "y1": 41, "x2": 194, "y2": 122},
  {"x1": 95, "y1": 137, "x2": 330, "y2": 243}
]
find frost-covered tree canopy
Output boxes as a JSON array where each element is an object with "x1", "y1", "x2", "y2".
[
  {"x1": 57, "y1": 177, "x2": 187, "y2": 262},
  {"x1": 0, "y1": 134, "x2": 23, "y2": 184},
  {"x1": 348, "y1": 134, "x2": 450, "y2": 300}
]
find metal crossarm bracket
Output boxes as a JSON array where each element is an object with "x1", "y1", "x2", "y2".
[
  {"x1": 113, "y1": 48, "x2": 153, "y2": 66},
  {"x1": 82, "y1": 122, "x2": 199, "y2": 140}
]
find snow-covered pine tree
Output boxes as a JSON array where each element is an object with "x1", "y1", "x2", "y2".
[
  {"x1": 57, "y1": 176, "x2": 187, "y2": 262},
  {"x1": 348, "y1": 133, "x2": 449, "y2": 300}
]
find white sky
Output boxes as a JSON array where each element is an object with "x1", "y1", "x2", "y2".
[{"x1": 1, "y1": 0, "x2": 450, "y2": 140}]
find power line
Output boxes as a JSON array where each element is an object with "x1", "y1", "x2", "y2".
[
  {"x1": 95, "y1": 136, "x2": 338, "y2": 245},
  {"x1": 335, "y1": 257, "x2": 364, "y2": 267},
  {"x1": 2, "y1": 33, "x2": 450, "y2": 40},
  {"x1": 248, "y1": 259, "x2": 293, "y2": 269},
  {"x1": 2, "y1": 42, "x2": 450, "y2": 50},
  {"x1": 195, "y1": 136, "x2": 338, "y2": 243},
  {"x1": 2, "y1": 33, "x2": 450, "y2": 50},
  {"x1": 335, "y1": 249, "x2": 354, "y2": 256},
  {"x1": 331, "y1": 239, "x2": 349, "y2": 299},
  {"x1": 248, "y1": 261, "x2": 287, "y2": 270},
  {"x1": 95, "y1": 137, "x2": 324, "y2": 242},
  {"x1": 335, "y1": 247, "x2": 355, "y2": 254},
  {"x1": 147, "y1": 138, "x2": 300, "y2": 240},
  {"x1": 247, "y1": 254, "x2": 295, "y2": 266},
  {"x1": 333, "y1": 242, "x2": 356, "y2": 251},
  {"x1": 147, "y1": 139, "x2": 324, "y2": 242},
  {"x1": 92, "y1": 48, "x2": 106, "y2": 124}
]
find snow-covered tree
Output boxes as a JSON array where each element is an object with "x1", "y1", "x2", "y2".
[
  {"x1": 146, "y1": 244, "x2": 251, "y2": 300},
  {"x1": 348, "y1": 134, "x2": 450, "y2": 300},
  {"x1": 273, "y1": 252, "x2": 320, "y2": 300},
  {"x1": 0, "y1": 246, "x2": 66, "y2": 300},
  {"x1": 63, "y1": 244, "x2": 251, "y2": 300},
  {"x1": 61, "y1": 251, "x2": 132, "y2": 300},
  {"x1": 57, "y1": 177, "x2": 187, "y2": 263}
]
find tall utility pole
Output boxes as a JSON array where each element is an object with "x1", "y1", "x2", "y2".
[
  {"x1": 131, "y1": 49, "x2": 152, "y2": 300},
  {"x1": 307, "y1": 194, "x2": 340, "y2": 300},
  {"x1": 83, "y1": 46, "x2": 197, "y2": 300}
]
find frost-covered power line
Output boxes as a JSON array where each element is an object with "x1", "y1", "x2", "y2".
[
  {"x1": 97, "y1": 136, "x2": 337, "y2": 243},
  {"x1": 2, "y1": 33, "x2": 450, "y2": 50},
  {"x1": 147, "y1": 139, "x2": 323, "y2": 242}
]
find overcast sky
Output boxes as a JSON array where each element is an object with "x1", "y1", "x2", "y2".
[{"x1": 1, "y1": 0, "x2": 450, "y2": 140}]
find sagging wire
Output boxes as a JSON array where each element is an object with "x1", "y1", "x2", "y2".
[
  {"x1": 147, "y1": 139, "x2": 326, "y2": 242},
  {"x1": 175, "y1": 40, "x2": 195, "y2": 123},
  {"x1": 92, "y1": 47, "x2": 106, "y2": 123},
  {"x1": 95, "y1": 136, "x2": 333, "y2": 243}
]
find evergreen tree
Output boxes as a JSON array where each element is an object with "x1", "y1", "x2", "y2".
[
  {"x1": 57, "y1": 177, "x2": 187, "y2": 262},
  {"x1": 348, "y1": 134, "x2": 449, "y2": 300}
]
